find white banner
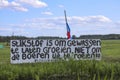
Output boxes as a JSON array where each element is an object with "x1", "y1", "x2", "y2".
[{"x1": 10, "y1": 39, "x2": 101, "y2": 64}]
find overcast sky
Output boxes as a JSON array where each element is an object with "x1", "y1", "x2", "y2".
[{"x1": 0, "y1": 0, "x2": 120, "y2": 37}]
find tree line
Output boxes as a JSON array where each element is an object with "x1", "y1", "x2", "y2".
[
  {"x1": 72, "y1": 34, "x2": 120, "y2": 40},
  {"x1": 0, "y1": 34, "x2": 120, "y2": 42}
]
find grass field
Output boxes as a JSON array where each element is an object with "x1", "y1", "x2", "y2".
[
  {"x1": 0, "y1": 40, "x2": 120, "y2": 80},
  {"x1": 102, "y1": 40, "x2": 120, "y2": 62},
  {"x1": 0, "y1": 42, "x2": 10, "y2": 64}
]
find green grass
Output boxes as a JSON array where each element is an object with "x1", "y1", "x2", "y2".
[
  {"x1": 0, "y1": 60, "x2": 120, "y2": 80},
  {"x1": 0, "y1": 42, "x2": 10, "y2": 64},
  {"x1": 0, "y1": 40, "x2": 120, "y2": 80},
  {"x1": 102, "y1": 40, "x2": 120, "y2": 62}
]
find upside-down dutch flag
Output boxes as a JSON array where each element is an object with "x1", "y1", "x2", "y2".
[{"x1": 66, "y1": 22, "x2": 71, "y2": 39}]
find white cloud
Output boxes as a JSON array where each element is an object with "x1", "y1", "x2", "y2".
[
  {"x1": 27, "y1": 15, "x2": 111, "y2": 25},
  {"x1": 115, "y1": 21, "x2": 120, "y2": 26},
  {"x1": 58, "y1": 5, "x2": 64, "y2": 8},
  {"x1": 17, "y1": 0, "x2": 47, "y2": 8},
  {"x1": 0, "y1": 0, "x2": 9, "y2": 8},
  {"x1": 12, "y1": 6, "x2": 28, "y2": 11},
  {"x1": 41, "y1": 11, "x2": 53, "y2": 15},
  {"x1": 0, "y1": 0, "x2": 28, "y2": 11},
  {"x1": 10, "y1": 1, "x2": 28, "y2": 11},
  {"x1": 63, "y1": 15, "x2": 112, "y2": 28},
  {"x1": 0, "y1": 0, "x2": 47, "y2": 11},
  {"x1": 1, "y1": 15, "x2": 119, "y2": 37},
  {"x1": 20, "y1": 15, "x2": 112, "y2": 31},
  {"x1": 0, "y1": 27, "x2": 12, "y2": 31},
  {"x1": 68, "y1": 15, "x2": 111, "y2": 23},
  {"x1": 24, "y1": 15, "x2": 116, "y2": 36},
  {"x1": 83, "y1": 15, "x2": 111, "y2": 23}
]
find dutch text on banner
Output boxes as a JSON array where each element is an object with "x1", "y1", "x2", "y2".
[{"x1": 10, "y1": 39, "x2": 101, "y2": 64}]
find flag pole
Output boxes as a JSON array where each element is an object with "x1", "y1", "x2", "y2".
[{"x1": 64, "y1": 10, "x2": 68, "y2": 24}]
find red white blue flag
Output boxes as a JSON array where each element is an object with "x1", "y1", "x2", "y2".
[
  {"x1": 66, "y1": 22, "x2": 71, "y2": 39},
  {"x1": 64, "y1": 10, "x2": 72, "y2": 39}
]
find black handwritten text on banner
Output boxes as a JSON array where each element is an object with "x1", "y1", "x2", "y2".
[{"x1": 10, "y1": 39, "x2": 101, "y2": 64}]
